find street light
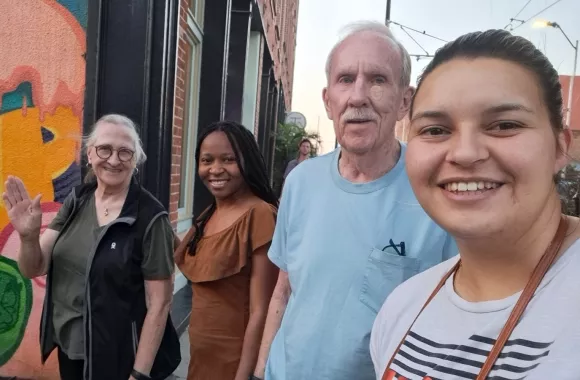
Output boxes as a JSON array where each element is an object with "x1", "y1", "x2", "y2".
[{"x1": 534, "y1": 19, "x2": 578, "y2": 129}]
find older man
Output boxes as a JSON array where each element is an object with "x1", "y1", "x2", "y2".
[{"x1": 252, "y1": 21, "x2": 457, "y2": 380}]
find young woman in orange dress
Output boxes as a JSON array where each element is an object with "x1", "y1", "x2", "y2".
[{"x1": 175, "y1": 120, "x2": 279, "y2": 380}]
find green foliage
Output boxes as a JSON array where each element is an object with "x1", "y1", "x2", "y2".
[{"x1": 272, "y1": 123, "x2": 321, "y2": 195}]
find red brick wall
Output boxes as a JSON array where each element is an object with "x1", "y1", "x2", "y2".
[
  {"x1": 256, "y1": 0, "x2": 298, "y2": 109},
  {"x1": 568, "y1": 130, "x2": 580, "y2": 162},
  {"x1": 169, "y1": 0, "x2": 190, "y2": 226}
]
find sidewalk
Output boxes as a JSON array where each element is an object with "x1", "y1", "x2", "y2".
[
  {"x1": 168, "y1": 329, "x2": 190, "y2": 380},
  {"x1": 167, "y1": 284, "x2": 192, "y2": 380}
]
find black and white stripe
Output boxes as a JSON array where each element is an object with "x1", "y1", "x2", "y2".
[{"x1": 390, "y1": 331, "x2": 552, "y2": 380}]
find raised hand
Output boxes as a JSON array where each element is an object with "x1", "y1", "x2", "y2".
[{"x1": 2, "y1": 176, "x2": 42, "y2": 240}]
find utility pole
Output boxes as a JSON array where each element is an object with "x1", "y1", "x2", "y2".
[
  {"x1": 566, "y1": 40, "x2": 578, "y2": 129},
  {"x1": 385, "y1": 0, "x2": 391, "y2": 23}
]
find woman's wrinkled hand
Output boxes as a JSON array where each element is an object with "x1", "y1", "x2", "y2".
[{"x1": 2, "y1": 176, "x2": 42, "y2": 240}]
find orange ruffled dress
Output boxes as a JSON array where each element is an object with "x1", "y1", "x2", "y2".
[{"x1": 176, "y1": 201, "x2": 277, "y2": 380}]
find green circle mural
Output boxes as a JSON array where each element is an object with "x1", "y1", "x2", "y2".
[{"x1": 0, "y1": 255, "x2": 32, "y2": 365}]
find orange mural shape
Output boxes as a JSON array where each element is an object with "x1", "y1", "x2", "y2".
[
  {"x1": 0, "y1": 0, "x2": 86, "y2": 120},
  {"x1": 0, "y1": 0, "x2": 86, "y2": 378},
  {"x1": 0, "y1": 106, "x2": 81, "y2": 230}
]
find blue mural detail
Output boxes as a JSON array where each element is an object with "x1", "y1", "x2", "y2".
[
  {"x1": 56, "y1": 0, "x2": 88, "y2": 29},
  {"x1": 0, "y1": 82, "x2": 34, "y2": 115},
  {"x1": 53, "y1": 163, "x2": 82, "y2": 203},
  {"x1": 41, "y1": 127, "x2": 55, "y2": 144}
]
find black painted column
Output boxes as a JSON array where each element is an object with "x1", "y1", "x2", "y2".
[
  {"x1": 224, "y1": 0, "x2": 252, "y2": 122},
  {"x1": 197, "y1": 0, "x2": 230, "y2": 130},
  {"x1": 260, "y1": 69, "x2": 279, "y2": 182},
  {"x1": 191, "y1": 0, "x2": 231, "y2": 217},
  {"x1": 267, "y1": 84, "x2": 280, "y2": 181},
  {"x1": 83, "y1": 0, "x2": 178, "y2": 209},
  {"x1": 258, "y1": 57, "x2": 273, "y2": 156}
]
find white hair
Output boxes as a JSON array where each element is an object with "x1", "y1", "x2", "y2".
[
  {"x1": 84, "y1": 113, "x2": 147, "y2": 165},
  {"x1": 325, "y1": 21, "x2": 412, "y2": 87}
]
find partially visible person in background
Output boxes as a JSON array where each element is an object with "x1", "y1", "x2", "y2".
[
  {"x1": 283, "y1": 138, "x2": 312, "y2": 180},
  {"x1": 174, "y1": 121, "x2": 279, "y2": 380},
  {"x1": 371, "y1": 29, "x2": 580, "y2": 379},
  {"x1": 3, "y1": 114, "x2": 180, "y2": 380}
]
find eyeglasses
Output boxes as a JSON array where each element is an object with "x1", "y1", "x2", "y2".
[{"x1": 94, "y1": 145, "x2": 135, "y2": 162}]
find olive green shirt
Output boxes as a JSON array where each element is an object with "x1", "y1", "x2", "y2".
[{"x1": 48, "y1": 194, "x2": 175, "y2": 360}]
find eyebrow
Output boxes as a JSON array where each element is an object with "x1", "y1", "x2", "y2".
[
  {"x1": 410, "y1": 110, "x2": 448, "y2": 122},
  {"x1": 411, "y1": 103, "x2": 534, "y2": 122},
  {"x1": 333, "y1": 64, "x2": 391, "y2": 77},
  {"x1": 482, "y1": 103, "x2": 534, "y2": 115}
]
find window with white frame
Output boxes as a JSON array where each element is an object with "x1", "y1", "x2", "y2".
[
  {"x1": 177, "y1": 0, "x2": 205, "y2": 234},
  {"x1": 187, "y1": 0, "x2": 205, "y2": 23}
]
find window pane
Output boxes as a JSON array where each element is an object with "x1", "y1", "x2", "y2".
[
  {"x1": 187, "y1": 0, "x2": 196, "y2": 18},
  {"x1": 196, "y1": 0, "x2": 205, "y2": 27}
]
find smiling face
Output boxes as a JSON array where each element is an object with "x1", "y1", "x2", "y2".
[
  {"x1": 406, "y1": 57, "x2": 569, "y2": 239},
  {"x1": 87, "y1": 122, "x2": 136, "y2": 190},
  {"x1": 198, "y1": 131, "x2": 247, "y2": 200},
  {"x1": 323, "y1": 31, "x2": 412, "y2": 155}
]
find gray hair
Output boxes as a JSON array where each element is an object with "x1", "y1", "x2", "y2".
[
  {"x1": 84, "y1": 114, "x2": 147, "y2": 165},
  {"x1": 325, "y1": 21, "x2": 412, "y2": 87}
]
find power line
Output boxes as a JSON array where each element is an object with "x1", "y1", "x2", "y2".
[
  {"x1": 387, "y1": 20, "x2": 449, "y2": 43},
  {"x1": 514, "y1": 0, "x2": 533, "y2": 19},
  {"x1": 511, "y1": 0, "x2": 564, "y2": 31},
  {"x1": 503, "y1": 0, "x2": 533, "y2": 29},
  {"x1": 400, "y1": 26, "x2": 429, "y2": 55},
  {"x1": 409, "y1": 54, "x2": 434, "y2": 61}
]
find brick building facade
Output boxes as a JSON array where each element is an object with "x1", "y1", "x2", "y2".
[{"x1": 169, "y1": 0, "x2": 299, "y2": 293}]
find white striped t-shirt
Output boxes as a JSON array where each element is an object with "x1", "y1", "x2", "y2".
[{"x1": 370, "y1": 240, "x2": 580, "y2": 380}]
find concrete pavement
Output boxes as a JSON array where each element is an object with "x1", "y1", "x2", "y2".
[
  {"x1": 168, "y1": 328, "x2": 189, "y2": 380},
  {"x1": 167, "y1": 283, "x2": 191, "y2": 380}
]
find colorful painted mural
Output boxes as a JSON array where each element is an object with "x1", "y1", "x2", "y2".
[{"x1": 0, "y1": 0, "x2": 87, "y2": 378}]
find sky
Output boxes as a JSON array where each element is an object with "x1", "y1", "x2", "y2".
[{"x1": 290, "y1": 0, "x2": 580, "y2": 154}]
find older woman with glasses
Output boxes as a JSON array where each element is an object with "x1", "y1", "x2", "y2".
[{"x1": 2, "y1": 114, "x2": 180, "y2": 380}]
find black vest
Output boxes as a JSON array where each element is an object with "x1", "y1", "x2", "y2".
[{"x1": 40, "y1": 179, "x2": 180, "y2": 380}]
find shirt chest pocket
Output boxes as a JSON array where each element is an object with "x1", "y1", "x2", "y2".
[{"x1": 359, "y1": 247, "x2": 420, "y2": 313}]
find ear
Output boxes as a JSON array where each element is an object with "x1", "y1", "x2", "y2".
[
  {"x1": 86, "y1": 146, "x2": 92, "y2": 164},
  {"x1": 555, "y1": 128, "x2": 572, "y2": 173},
  {"x1": 322, "y1": 87, "x2": 332, "y2": 119},
  {"x1": 397, "y1": 86, "x2": 415, "y2": 121}
]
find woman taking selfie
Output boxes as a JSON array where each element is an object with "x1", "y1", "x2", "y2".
[
  {"x1": 2, "y1": 114, "x2": 180, "y2": 380},
  {"x1": 174, "y1": 121, "x2": 279, "y2": 380},
  {"x1": 371, "y1": 30, "x2": 580, "y2": 379}
]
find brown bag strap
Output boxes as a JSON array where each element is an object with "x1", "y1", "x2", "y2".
[
  {"x1": 476, "y1": 215, "x2": 568, "y2": 378},
  {"x1": 381, "y1": 260, "x2": 459, "y2": 380},
  {"x1": 382, "y1": 215, "x2": 568, "y2": 380}
]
